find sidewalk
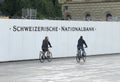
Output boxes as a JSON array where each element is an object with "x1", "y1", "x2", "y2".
[{"x1": 0, "y1": 54, "x2": 120, "y2": 82}]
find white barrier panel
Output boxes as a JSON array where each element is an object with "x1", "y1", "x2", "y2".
[{"x1": 0, "y1": 19, "x2": 120, "y2": 62}]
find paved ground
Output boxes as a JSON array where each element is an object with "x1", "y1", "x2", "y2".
[{"x1": 0, "y1": 54, "x2": 120, "y2": 82}]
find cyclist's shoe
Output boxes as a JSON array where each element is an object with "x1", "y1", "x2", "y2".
[
  {"x1": 47, "y1": 55, "x2": 50, "y2": 58},
  {"x1": 82, "y1": 54, "x2": 84, "y2": 57},
  {"x1": 44, "y1": 56, "x2": 47, "y2": 59},
  {"x1": 41, "y1": 55, "x2": 44, "y2": 59}
]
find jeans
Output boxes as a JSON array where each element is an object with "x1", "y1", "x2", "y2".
[{"x1": 77, "y1": 46, "x2": 85, "y2": 56}]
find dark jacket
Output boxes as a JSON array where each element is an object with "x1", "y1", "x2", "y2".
[
  {"x1": 77, "y1": 38, "x2": 87, "y2": 49},
  {"x1": 42, "y1": 39, "x2": 52, "y2": 49}
]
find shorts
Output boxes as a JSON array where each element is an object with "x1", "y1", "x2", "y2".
[{"x1": 42, "y1": 48, "x2": 48, "y2": 53}]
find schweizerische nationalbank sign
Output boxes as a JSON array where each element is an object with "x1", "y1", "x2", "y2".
[{"x1": 12, "y1": 25, "x2": 96, "y2": 32}]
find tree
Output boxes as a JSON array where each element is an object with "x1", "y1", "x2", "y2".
[
  {"x1": 1, "y1": 0, "x2": 22, "y2": 17},
  {"x1": 0, "y1": 0, "x2": 62, "y2": 19}
]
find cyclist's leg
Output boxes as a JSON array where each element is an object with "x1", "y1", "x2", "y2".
[
  {"x1": 46, "y1": 48, "x2": 50, "y2": 56},
  {"x1": 77, "y1": 48, "x2": 81, "y2": 56},
  {"x1": 81, "y1": 48, "x2": 86, "y2": 62},
  {"x1": 42, "y1": 49, "x2": 46, "y2": 53},
  {"x1": 42, "y1": 49, "x2": 47, "y2": 58},
  {"x1": 76, "y1": 49, "x2": 80, "y2": 62},
  {"x1": 81, "y1": 48, "x2": 85, "y2": 56},
  {"x1": 79, "y1": 48, "x2": 82, "y2": 57}
]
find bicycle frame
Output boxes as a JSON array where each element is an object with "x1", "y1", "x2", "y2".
[
  {"x1": 76, "y1": 47, "x2": 86, "y2": 62},
  {"x1": 39, "y1": 47, "x2": 52, "y2": 63}
]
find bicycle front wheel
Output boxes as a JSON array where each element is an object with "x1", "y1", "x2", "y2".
[
  {"x1": 46, "y1": 52, "x2": 52, "y2": 62},
  {"x1": 39, "y1": 51, "x2": 45, "y2": 63}
]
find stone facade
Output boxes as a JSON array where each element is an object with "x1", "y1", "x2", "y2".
[{"x1": 60, "y1": 0, "x2": 120, "y2": 21}]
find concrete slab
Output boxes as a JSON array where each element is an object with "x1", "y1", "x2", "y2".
[{"x1": 0, "y1": 54, "x2": 120, "y2": 82}]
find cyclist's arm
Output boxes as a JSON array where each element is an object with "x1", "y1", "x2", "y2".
[
  {"x1": 48, "y1": 41, "x2": 52, "y2": 47},
  {"x1": 83, "y1": 40, "x2": 88, "y2": 48}
]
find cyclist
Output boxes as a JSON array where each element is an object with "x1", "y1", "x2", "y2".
[
  {"x1": 77, "y1": 36, "x2": 88, "y2": 56},
  {"x1": 42, "y1": 36, "x2": 52, "y2": 56}
]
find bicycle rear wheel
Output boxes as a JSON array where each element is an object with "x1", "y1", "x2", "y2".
[
  {"x1": 46, "y1": 52, "x2": 52, "y2": 62},
  {"x1": 76, "y1": 53, "x2": 80, "y2": 63},
  {"x1": 39, "y1": 51, "x2": 45, "y2": 63}
]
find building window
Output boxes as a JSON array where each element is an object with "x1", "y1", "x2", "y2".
[
  {"x1": 106, "y1": 13, "x2": 112, "y2": 21},
  {"x1": 64, "y1": 6, "x2": 68, "y2": 11},
  {"x1": 66, "y1": 0, "x2": 72, "y2": 2},
  {"x1": 85, "y1": 14, "x2": 92, "y2": 21},
  {"x1": 66, "y1": 14, "x2": 71, "y2": 20}
]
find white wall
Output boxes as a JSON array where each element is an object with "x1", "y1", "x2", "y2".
[{"x1": 0, "y1": 19, "x2": 120, "y2": 62}]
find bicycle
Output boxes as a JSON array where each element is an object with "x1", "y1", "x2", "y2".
[
  {"x1": 39, "y1": 48, "x2": 52, "y2": 63},
  {"x1": 76, "y1": 47, "x2": 86, "y2": 63}
]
